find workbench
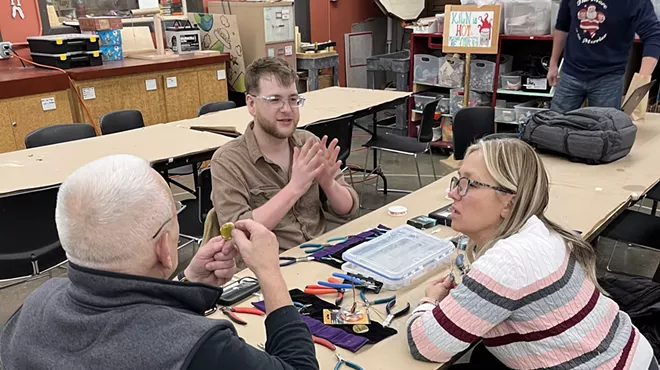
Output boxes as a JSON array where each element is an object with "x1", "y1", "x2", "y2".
[
  {"x1": 296, "y1": 52, "x2": 340, "y2": 91},
  {"x1": 205, "y1": 115, "x2": 660, "y2": 369}
]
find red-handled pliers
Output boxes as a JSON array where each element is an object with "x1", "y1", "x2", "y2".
[
  {"x1": 313, "y1": 335, "x2": 336, "y2": 351},
  {"x1": 220, "y1": 306, "x2": 265, "y2": 325},
  {"x1": 305, "y1": 277, "x2": 345, "y2": 305}
]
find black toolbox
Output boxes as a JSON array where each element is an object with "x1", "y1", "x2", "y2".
[
  {"x1": 30, "y1": 51, "x2": 103, "y2": 69},
  {"x1": 27, "y1": 34, "x2": 100, "y2": 55}
]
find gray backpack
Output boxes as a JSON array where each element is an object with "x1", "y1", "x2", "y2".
[{"x1": 520, "y1": 107, "x2": 637, "y2": 164}]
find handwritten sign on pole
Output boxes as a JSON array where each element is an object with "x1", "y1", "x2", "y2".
[{"x1": 442, "y1": 5, "x2": 501, "y2": 54}]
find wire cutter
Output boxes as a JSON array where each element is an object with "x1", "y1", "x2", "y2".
[
  {"x1": 293, "y1": 302, "x2": 314, "y2": 315},
  {"x1": 219, "y1": 306, "x2": 265, "y2": 325},
  {"x1": 382, "y1": 300, "x2": 411, "y2": 328},
  {"x1": 334, "y1": 353, "x2": 363, "y2": 370},
  {"x1": 317, "y1": 273, "x2": 379, "y2": 292},
  {"x1": 300, "y1": 236, "x2": 349, "y2": 254}
]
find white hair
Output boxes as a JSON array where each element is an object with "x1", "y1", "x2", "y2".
[{"x1": 55, "y1": 154, "x2": 174, "y2": 271}]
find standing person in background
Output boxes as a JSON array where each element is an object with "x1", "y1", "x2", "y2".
[
  {"x1": 211, "y1": 57, "x2": 359, "y2": 251},
  {"x1": 548, "y1": 0, "x2": 660, "y2": 113}
]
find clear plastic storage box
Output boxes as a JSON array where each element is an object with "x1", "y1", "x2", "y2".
[
  {"x1": 449, "y1": 88, "x2": 487, "y2": 115},
  {"x1": 515, "y1": 100, "x2": 550, "y2": 123},
  {"x1": 503, "y1": 0, "x2": 551, "y2": 36},
  {"x1": 413, "y1": 91, "x2": 444, "y2": 111},
  {"x1": 414, "y1": 54, "x2": 440, "y2": 85},
  {"x1": 341, "y1": 225, "x2": 455, "y2": 291},
  {"x1": 470, "y1": 59, "x2": 496, "y2": 92},
  {"x1": 438, "y1": 97, "x2": 450, "y2": 114},
  {"x1": 439, "y1": 56, "x2": 465, "y2": 88},
  {"x1": 500, "y1": 71, "x2": 524, "y2": 90},
  {"x1": 495, "y1": 102, "x2": 519, "y2": 124}
]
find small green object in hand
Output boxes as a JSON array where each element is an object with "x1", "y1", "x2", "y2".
[{"x1": 220, "y1": 222, "x2": 234, "y2": 241}]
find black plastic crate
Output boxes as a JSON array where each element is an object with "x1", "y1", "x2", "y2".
[
  {"x1": 27, "y1": 34, "x2": 100, "y2": 55},
  {"x1": 31, "y1": 51, "x2": 103, "y2": 69}
]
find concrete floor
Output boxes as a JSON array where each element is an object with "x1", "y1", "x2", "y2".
[{"x1": 1, "y1": 125, "x2": 659, "y2": 326}]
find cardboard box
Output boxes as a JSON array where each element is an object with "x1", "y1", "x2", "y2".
[
  {"x1": 100, "y1": 45, "x2": 124, "y2": 61},
  {"x1": 96, "y1": 29, "x2": 122, "y2": 46},
  {"x1": 79, "y1": 17, "x2": 123, "y2": 31}
]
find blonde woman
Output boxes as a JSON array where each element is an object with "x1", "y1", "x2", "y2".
[{"x1": 406, "y1": 139, "x2": 658, "y2": 369}]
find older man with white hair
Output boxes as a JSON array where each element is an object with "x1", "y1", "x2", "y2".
[{"x1": 0, "y1": 154, "x2": 318, "y2": 370}]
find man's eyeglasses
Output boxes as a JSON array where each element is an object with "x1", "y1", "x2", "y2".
[
  {"x1": 249, "y1": 94, "x2": 306, "y2": 109},
  {"x1": 151, "y1": 216, "x2": 173, "y2": 239},
  {"x1": 450, "y1": 176, "x2": 515, "y2": 197}
]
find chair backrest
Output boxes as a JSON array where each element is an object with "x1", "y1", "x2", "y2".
[
  {"x1": 303, "y1": 115, "x2": 353, "y2": 166},
  {"x1": 100, "y1": 110, "x2": 145, "y2": 135},
  {"x1": 198, "y1": 101, "x2": 237, "y2": 116},
  {"x1": 418, "y1": 99, "x2": 440, "y2": 143},
  {"x1": 0, "y1": 186, "x2": 66, "y2": 281},
  {"x1": 452, "y1": 106, "x2": 495, "y2": 160},
  {"x1": 198, "y1": 167, "x2": 213, "y2": 223},
  {"x1": 482, "y1": 132, "x2": 520, "y2": 141},
  {"x1": 24, "y1": 123, "x2": 96, "y2": 149}
]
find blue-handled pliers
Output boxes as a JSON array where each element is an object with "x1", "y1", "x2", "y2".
[
  {"x1": 318, "y1": 273, "x2": 379, "y2": 291},
  {"x1": 334, "y1": 353, "x2": 363, "y2": 370}
]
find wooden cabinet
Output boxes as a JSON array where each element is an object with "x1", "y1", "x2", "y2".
[
  {"x1": 197, "y1": 65, "x2": 229, "y2": 107},
  {"x1": 0, "y1": 90, "x2": 74, "y2": 152},
  {"x1": 163, "y1": 70, "x2": 201, "y2": 122}
]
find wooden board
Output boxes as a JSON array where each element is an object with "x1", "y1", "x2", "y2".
[
  {"x1": 442, "y1": 5, "x2": 502, "y2": 55},
  {"x1": 168, "y1": 86, "x2": 412, "y2": 134},
  {"x1": 0, "y1": 125, "x2": 231, "y2": 196}
]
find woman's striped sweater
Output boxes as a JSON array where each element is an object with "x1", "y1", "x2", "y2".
[{"x1": 406, "y1": 216, "x2": 656, "y2": 369}]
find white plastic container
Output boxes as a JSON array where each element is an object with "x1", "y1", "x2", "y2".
[
  {"x1": 414, "y1": 54, "x2": 440, "y2": 85},
  {"x1": 341, "y1": 225, "x2": 455, "y2": 291},
  {"x1": 515, "y1": 100, "x2": 550, "y2": 123},
  {"x1": 504, "y1": 0, "x2": 551, "y2": 36},
  {"x1": 470, "y1": 59, "x2": 496, "y2": 92}
]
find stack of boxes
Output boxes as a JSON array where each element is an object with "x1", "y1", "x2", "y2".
[{"x1": 79, "y1": 17, "x2": 124, "y2": 62}]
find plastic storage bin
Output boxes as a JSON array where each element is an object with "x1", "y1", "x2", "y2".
[
  {"x1": 499, "y1": 54, "x2": 513, "y2": 75},
  {"x1": 495, "y1": 102, "x2": 519, "y2": 124},
  {"x1": 341, "y1": 224, "x2": 455, "y2": 291},
  {"x1": 438, "y1": 97, "x2": 450, "y2": 114},
  {"x1": 450, "y1": 89, "x2": 487, "y2": 115},
  {"x1": 439, "y1": 56, "x2": 464, "y2": 88},
  {"x1": 515, "y1": 100, "x2": 550, "y2": 123},
  {"x1": 414, "y1": 54, "x2": 440, "y2": 85},
  {"x1": 27, "y1": 34, "x2": 100, "y2": 54},
  {"x1": 470, "y1": 59, "x2": 496, "y2": 92},
  {"x1": 503, "y1": 0, "x2": 551, "y2": 36},
  {"x1": 413, "y1": 91, "x2": 443, "y2": 111},
  {"x1": 501, "y1": 71, "x2": 524, "y2": 90},
  {"x1": 30, "y1": 51, "x2": 103, "y2": 69}
]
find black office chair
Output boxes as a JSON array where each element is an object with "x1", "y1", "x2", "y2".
[
  {"x1": 482, "y1": 133, "x2": 519, "y2": 141},
  {"x1": 177, "y1": 168, "x2": 213, "y2": 251},
  {"x1": 361, "y1": 99, "x2": 438, "y2": 193},
  {"x1": 304, "y1": 115, "x2": 355, "y2": 185},
  {"x1": 0, "y1": 185, "x2": 67, "y2": 287},
  {"x1": 452, "y1": 107, "x2": 496, "y2": 160},
  {"x1": 24, "y1": 123, "x2": 96, "y2": 148},
  {"x1": 100, "y1": 110, "x2": 145, "y2": 135},
  {"x1": 198, "y1": 101, "x2": 237, "y2": 116}
]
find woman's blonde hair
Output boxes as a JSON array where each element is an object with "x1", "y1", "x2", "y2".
[{"x1": 465, "y1": 138, "x2": 602, "y2": 291}]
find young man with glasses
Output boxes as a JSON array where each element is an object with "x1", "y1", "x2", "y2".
[{"x1": 210, "y1": 57, "x2": 358, "y2": 251}]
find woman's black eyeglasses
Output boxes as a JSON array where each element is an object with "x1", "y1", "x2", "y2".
[{"x1": 450, "y1": 176, "x2": 515, "y2": 197}]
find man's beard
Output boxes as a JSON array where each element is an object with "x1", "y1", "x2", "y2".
[{"x1": 256, "y1": 112, "x2": 297, "y2": 139}]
